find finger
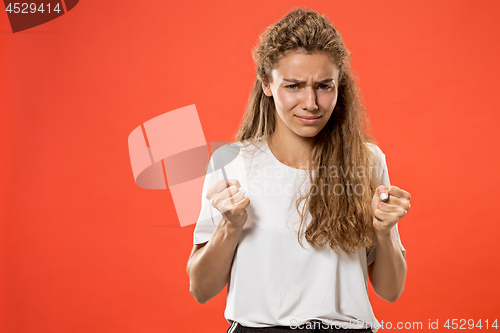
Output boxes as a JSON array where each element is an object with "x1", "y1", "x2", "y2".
[
  {"x1": 210, "y1": 185, "x2": 247, "y2": 210},
  {"x1": 386, "y1": 194, "x2": 411, "y2": 213},
  {"x1": 226, "y1": 179, "x2": 242, "y2": 189},
  {"x1": 230, "y1": 191, "x2": 246, "y2": 204},
  {"x1": 209, "y1": 186, "x2": 236, "y2": 209},
  {"x1": 377, "y1": 197, "x2": 408, "y2": 218},
  {"x1": 384, "y1": 195, "x2": 408, "y2": 209},
  {"x1": 377, "y1": 201, "x2": 399, "y2": 213},
  {"x1": 235, "y1": 196, "x2": 250, "y2": 210},
  {"x1": 375, "y1": 185, "x2": 389, "y2": 201},
  {"x1": 374, "y1": 208, "x2": 405, "y2": 222},
  {"x1": 219, "y1": 186, "x2": 240, "y2": 201},
  {"x1": 206, "y1": 179, "x2": 230, "y2": 199},
  {"x1": 221, "y1": 180, "x2": 242, "y2": 205},
  {"x1": 219, "y1": 197, "x2": 250, "y2": 216},
  {"x1": 214, "y1": 189, "x2": 248, "y2": 213},
  {"x1": 387, "y1": 186, "x2": 411, "y2": 201},
  {"x1": 206, "y1": 179, "x2": 243, "y2": 199}
]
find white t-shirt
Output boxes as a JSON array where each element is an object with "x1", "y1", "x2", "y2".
[{"x1": 193, "y1": 139, "x2": 406, "y2": 332}]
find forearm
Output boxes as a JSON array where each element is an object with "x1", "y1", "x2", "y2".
[
  {"x1": 187, "y1": 218, "x2": 243, "y2": 303},
  {"x1": 369, "y1": 229, "x2": 407, "y2": 302}
]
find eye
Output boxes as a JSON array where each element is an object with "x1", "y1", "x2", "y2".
[
  {"x1": 318, "y1": 84, "x2": 333, "y2": 90},
  {"x1": 285, "y1": 84, "x2": 299, "y2": 90}
]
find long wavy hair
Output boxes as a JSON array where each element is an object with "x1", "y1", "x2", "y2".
[{"x1": 234, "y1": 7, "x2": 381, "y2": 254}]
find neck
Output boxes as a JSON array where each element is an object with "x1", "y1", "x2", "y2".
[{"x1": 268, "y1": 126, "x2": 314, "y2": 170}]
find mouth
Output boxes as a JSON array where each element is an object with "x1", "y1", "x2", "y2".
[
  {"x1": 296, "y1": 115, "x2": 321, "y2": 119},
  {"x1": 295, "y1": 115, "x2": 321, "y2": 124}
]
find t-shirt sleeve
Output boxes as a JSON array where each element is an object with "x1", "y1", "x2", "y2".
[
  {"x1": 192, "y1": 158, "x2": 224, "y2": 245},
  {"x1": 366, "y1": 144, "x2": 406, "y2": 267}
]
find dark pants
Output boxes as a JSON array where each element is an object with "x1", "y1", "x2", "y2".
[{"x1": 226, "y1": 321, "x2": 372, "y2": 333}]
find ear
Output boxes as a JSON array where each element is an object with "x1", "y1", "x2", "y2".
[{"x1": 262, "y1": 82, "x2": 273, "y2": 97}]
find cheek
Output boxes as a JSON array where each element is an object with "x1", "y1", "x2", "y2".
[
  {"x1": 319, "y1": 94, "x2": 338, "y2": 120},
  {"x1": 320, "y1": 91, "x2": 338, "y2": 108},
  {"x1": 275, "y1": 89, "x2": 298, "y2": 109},
  {"x1": 316, "y1": 99, "x2": 337, "y2": 123}
]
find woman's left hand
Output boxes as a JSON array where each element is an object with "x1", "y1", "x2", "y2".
[{"x1": 372, "y1": 185, "x2": 411, "y2": 235}]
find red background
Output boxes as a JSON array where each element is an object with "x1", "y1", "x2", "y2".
[{"x1": 1, "y1": 0, "x2": 499, "y2": 332}]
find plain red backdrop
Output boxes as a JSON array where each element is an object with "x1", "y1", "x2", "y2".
[{"x1": 1, "y1": 0, "x2": 499, "y2": 332}]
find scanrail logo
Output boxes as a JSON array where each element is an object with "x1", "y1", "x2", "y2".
[{"x1": 3, "y1": 0, "x2": 78, "y2": 33}]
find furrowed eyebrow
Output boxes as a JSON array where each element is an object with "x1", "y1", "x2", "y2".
[{"x1": 283, "y1": 78, "x2": 335, "y2": 84}]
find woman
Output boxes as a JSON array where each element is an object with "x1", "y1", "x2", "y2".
[{"x1": 187, "y1": 7, "x2": 411, "y2": 333}]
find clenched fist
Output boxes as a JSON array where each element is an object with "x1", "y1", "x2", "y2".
[
  {"x1": 206, "y1": 179, "x2": 251, "y2": 228},
  {"x1": 372, "y1": 185, "x2": 411, "y2": 235}
]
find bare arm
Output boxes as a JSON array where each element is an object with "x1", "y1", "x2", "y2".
[
  {"x1": 187, "y1": 178, "x2": 250, "y2": 304},
  {"x1": 187, "y1": 218, "x2": 244, "y2": 304},
  {"x1": 369, "y1": 185, "x2": 410, "y2": 303},
  {"x1": 368, "y1": 229, "x2": 407, "y2": 302}
]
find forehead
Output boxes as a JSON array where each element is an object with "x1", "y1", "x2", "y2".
[{"x1": 272, "y1": 50, "x2": 339, "y2": 80}]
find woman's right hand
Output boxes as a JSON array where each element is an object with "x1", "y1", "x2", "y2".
[
  {"x1": 206, "y1": 179, "x2": 250, "y2": 228},
  {"x1": 188, "y1": 179, "x2": 250, "y2": 303}
]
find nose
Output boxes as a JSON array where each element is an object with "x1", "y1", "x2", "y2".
[{"x1": 302, "y1": 86, "x2": 318, "y2": 111}]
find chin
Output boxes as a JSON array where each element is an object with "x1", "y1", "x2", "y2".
[{"x1": 295, "y1": 130, "x2": 320, "y2": 138}]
